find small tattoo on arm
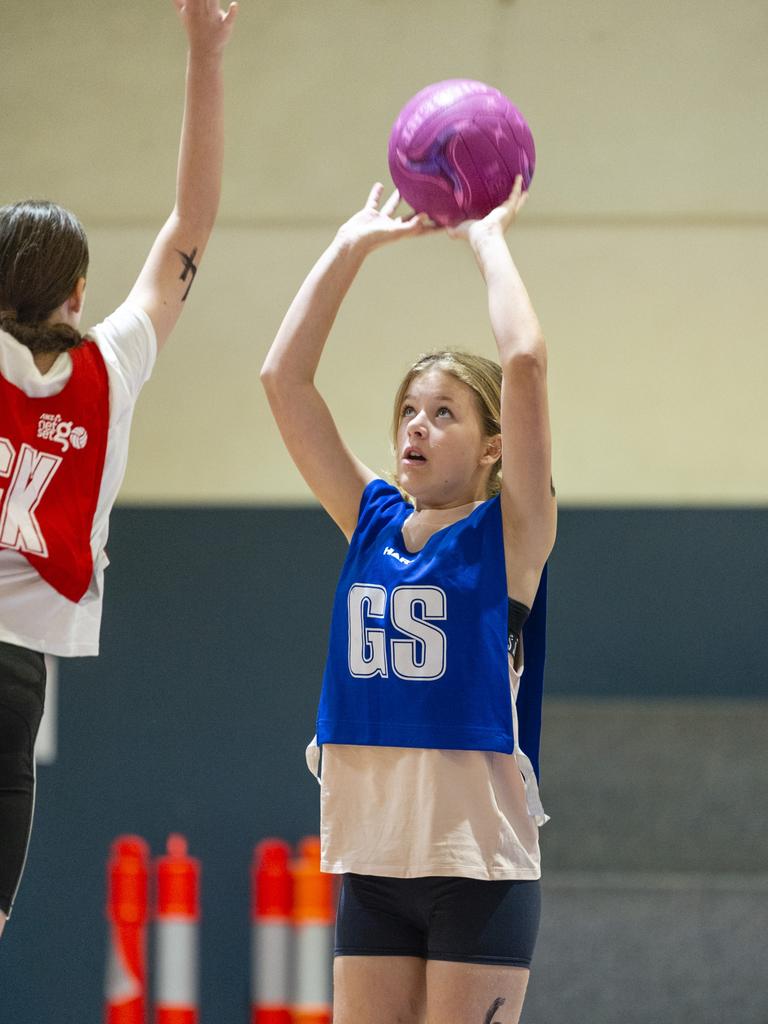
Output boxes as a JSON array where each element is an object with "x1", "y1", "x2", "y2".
[
  {"x1": 484, "y1": 996, "x2": 506, "y2": 1024},
  {"x1": 176, "y1": 247, "x2": 199, "y2": 301}
]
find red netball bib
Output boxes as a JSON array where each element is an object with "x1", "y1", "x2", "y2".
[{"x1": 0, "y1": 340, "x2": 109, "y2": 602}]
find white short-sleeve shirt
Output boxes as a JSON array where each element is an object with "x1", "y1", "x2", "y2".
[{"x1": 0, "y1": 302, "x2": 157, "y2": 656}]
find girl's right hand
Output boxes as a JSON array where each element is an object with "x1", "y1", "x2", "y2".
[
  {"x1": 336, "y1": 184, "x2": 434, "y2": 254},
  {"x1": 447, "y1": 174, "x2": 528, "y2": 249}
]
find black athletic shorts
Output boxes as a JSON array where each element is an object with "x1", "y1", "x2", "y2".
[
  {"x1": 335, "y1": 872, "x2": 541, "y2": 968},
  {"x1": 0, "y1": 641, "x2": 47, "y2": 917}
]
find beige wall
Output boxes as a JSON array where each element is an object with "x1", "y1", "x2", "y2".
[{"x1": 2, "y1": 1, "x2": 766, "y2": 504}]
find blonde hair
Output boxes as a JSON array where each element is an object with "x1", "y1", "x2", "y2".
[{"x1": 391, "y1": 350, "x2": 502, "y2": 498}]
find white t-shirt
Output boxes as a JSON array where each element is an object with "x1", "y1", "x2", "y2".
[
  {"x1": 314, "y1": 500, "x2": 548, "y2": 881},
  {"x1": 0, "y1": 302, "x2": 157, "y2": 656}
]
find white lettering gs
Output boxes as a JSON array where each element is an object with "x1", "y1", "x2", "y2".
[{"x1": 348, "y1": 583, "x2": 447, "y2": 681}]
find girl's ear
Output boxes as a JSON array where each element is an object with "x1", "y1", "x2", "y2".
[
  {"x1": 481, "y1": 434, "x2": 502, "y2": 466},
  {"x1": 70, "y1": 276, "x2": 86, "y2": 315}
]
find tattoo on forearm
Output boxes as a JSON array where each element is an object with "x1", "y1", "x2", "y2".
[
  {"x1": 176, "y1": 247, "x2": 199, "y2": 301},
  {"x1": 484, "y1": 996, "x2": 506, "y2": 1024}
]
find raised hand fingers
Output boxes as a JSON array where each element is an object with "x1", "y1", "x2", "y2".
[
  {"x1": 365, "y1": 183, "x2": 385, "y2": 210},
  {"x1": 501, "y1": 176, "x2": 528, "y2": 209},
  {"x1": 505, "y1": 175, "x2": 527, "y2": 213},
  {"x1": 380, "y1": 189, "x2": 402, "y2": 218},
  {"x1": 395, "y1": 211, "x2": 433, "y2": 236},
  {"x1": 490, "y1": 175, "x2": 527, "y2": 231}
]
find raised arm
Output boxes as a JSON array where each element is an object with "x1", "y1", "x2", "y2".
[
  {"x1": 261, "y1": 185, "x2": 430, "y2": 539},
  {"x1": 451, "y1": 178, "x2": 556, "y2": 604},
  {"x1": 127, "y1": 0, "x2": 238, "y2": 349}
]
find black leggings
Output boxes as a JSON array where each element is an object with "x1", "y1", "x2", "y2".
[{"x1": 0, "y1": 641, "x2": 46, "y2": 917}]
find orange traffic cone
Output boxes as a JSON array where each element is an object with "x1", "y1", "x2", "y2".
[
  {"x1": 251, "y1": 838, "x2": 293, "y2": 1024},
  {"x1": 154, "y1": 834, "x2": 200, "y2": 1024},
  {"x1": 292, "y1": 836, "x2": 334, "y2": 1024},
  {"x1": 105, "y1": 836, "x2": 150, "y2": 1024}
]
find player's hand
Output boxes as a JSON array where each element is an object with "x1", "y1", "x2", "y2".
[
  {"x1": 447, "y1": 175, "x2": 528, "y2": 244},
  {"x1": 172, "y1": 0, "x2": 238, "y2": 55},
  {"x1": 336, "y1": 184, "x2": 435, "y2": 254}
]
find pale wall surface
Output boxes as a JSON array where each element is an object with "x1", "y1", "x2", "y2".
[{"x1": 2, "y1": 0, "x2": 766, "y2": 504}]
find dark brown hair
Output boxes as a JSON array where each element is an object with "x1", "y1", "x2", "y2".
[{"x1": 0, "y1": 200, "x2": 89, "y2": 354}]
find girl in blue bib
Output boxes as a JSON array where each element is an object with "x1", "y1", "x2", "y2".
[{"x1": 262, "y1": 176, "x2": 556, "y2": 1024}]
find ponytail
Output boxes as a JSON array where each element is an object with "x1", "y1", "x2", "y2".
[{"x1": 0, "y1": 312, "x2": 83, "y2": 355}]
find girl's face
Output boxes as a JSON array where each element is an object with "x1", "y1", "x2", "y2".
[{"x1": 396, "y1": 368, "x2": 500, "y2": 509}]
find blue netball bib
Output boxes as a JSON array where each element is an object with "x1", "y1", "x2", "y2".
[{"x1": 317, "y1": 479, "x2": 547, "y2": 763}]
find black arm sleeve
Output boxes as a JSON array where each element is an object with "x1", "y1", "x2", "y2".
[{"x1": 507, "y1": 598, "x2": 531, "y2": 662}]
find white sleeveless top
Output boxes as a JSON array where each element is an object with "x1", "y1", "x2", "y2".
[{"x1": 310, "y1": 499, "x2": 548, "y2": 881}]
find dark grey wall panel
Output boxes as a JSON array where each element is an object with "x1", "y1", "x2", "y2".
[{"x1": 547, "y1": 507, "x2": 766, "y2": 698}]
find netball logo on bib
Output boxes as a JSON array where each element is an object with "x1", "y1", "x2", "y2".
[{"x1": 37, "y1": 414, "x2": 89, "y2": 452}]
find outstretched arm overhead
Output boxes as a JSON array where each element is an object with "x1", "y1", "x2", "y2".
[
  {"x1": 128, "y1": 0, "x2": 238, "y2": 349},
  {"x1": 261, "y1": 185, "x2": 431, "y2": 539},
  {"x1": 450, "y1": 177, "x2": 556, "y2": 606}
]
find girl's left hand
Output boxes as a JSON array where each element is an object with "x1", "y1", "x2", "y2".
[
  {"x1": 447, "y1": 174, "x2": 528, "y2": 244},
  {"x1": 172, "y1": 0, "x2": 239, "y2": 56}
]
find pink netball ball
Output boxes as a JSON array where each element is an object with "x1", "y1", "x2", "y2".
[{"x1": 387, "y1": 79, "x2": 535, "y2": 227}]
